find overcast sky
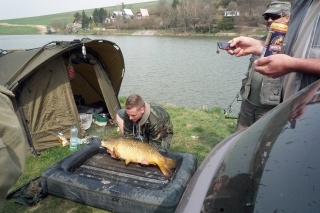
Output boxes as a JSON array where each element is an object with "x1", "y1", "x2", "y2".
[{"x1": 0, "y1": 0, "x2": 155, "y2": 20}]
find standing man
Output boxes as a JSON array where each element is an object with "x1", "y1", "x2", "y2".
[
  {"x1": 116, "y1": 94, "x2": 173, "y2": 151},
  {"x1": 237, "y1": 1, "x2": 291, "y2": 131},
  {"x1": 0, "y1": 85, "x2": 26, "y2": 206},
  {"x1": 228, "y1": 0, "x2": 320, "y2": 101}
]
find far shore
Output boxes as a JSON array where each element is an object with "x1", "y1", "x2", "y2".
[{"x1": 0, "y1": 22, "x2": 266, "y2": 38}]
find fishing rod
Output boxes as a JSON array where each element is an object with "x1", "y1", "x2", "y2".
[
  {"x1": 224, "y1": 92, "x2": 241, "y2": 119},
  {"x1": 212, "y1": 91, "x2": 241, "y2": 127}
]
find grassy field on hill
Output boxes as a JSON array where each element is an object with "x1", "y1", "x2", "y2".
[
  {"x1": 0, "y1": 1, "x2": 158, "y2": 25},
  {"x1": 0, "y1": 25, "x2": 39, "y2": 34}
]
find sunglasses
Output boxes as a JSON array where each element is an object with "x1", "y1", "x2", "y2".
[{"x1": 264, "y1": 14, "x2": 282, "y2": 21}]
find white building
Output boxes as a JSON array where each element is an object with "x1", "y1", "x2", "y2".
[
  {"x1": 122, "y1": 9, "x2": 134, "y2": 19},
  {"x1": 224, "y1": 10, "x2": 240, "y2": 17},
  {"x1": 112, "y1": 11, "x2": 122, "y2": 18},
  {"x1": 136, "y1": 9, "x2": 149, "y2": 19}
]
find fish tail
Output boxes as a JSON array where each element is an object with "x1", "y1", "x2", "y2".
[
  {"x1": 164, "y1": 157, "x2": 177, "y2": 169},
  {"x1": 158, "y1": 165, "x2": 172, "y2": 177},
  {"x1": 158, "y1": 157, "x2": 177, "y2": 177}
]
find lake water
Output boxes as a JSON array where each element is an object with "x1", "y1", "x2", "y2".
[{"x1": 0, "y1": 34, "x2": 249, "y2": 112}]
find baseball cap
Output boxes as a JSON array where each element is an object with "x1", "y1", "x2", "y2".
[{"x1": 262, "y1": 1, "x2": 291, "y2": 16}]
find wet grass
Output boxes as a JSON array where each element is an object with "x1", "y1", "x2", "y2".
[{"x1": 0, "y1": 99, "x2": 237, "y2": 213}]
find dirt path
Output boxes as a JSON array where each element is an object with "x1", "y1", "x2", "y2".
[
  {"x1": 132, "y1": 30, "x2": 156, "y2": 35},
  {"x1": 0, "y1": 22, "x2": 47, "y2": 34}
]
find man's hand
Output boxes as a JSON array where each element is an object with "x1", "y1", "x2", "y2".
[
  {"x1": 227, "y1": 36, "x2": 264, "y2": 57},
  {"x1": 254, "y1": 54, "x2": 294, "y2": 78},
  {"x1": 255, "y1": 56, "x2": 320, "y2": 78}
]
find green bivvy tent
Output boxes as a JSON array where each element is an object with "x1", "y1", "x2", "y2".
[{"x1": 0, "y1": 38, "x2": 125, "y2": 155}]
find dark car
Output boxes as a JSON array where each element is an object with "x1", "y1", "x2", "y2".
[{"x1": 176, "y1": 80, "x2": 320, "y2": 213}]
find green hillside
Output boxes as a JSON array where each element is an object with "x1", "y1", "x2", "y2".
[{"x1": 0, "y1": 1, "x2": 158, "y2": 25}]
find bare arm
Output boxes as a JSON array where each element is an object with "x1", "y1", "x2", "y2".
[
  {"x1": 227, "y1": 36, "x2": 264, "y2": 57},
  {"x1": 255, "y1": 55, "x2": 320, "y2": 78}
]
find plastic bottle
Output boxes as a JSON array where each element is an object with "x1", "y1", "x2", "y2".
[{"x1": 70, "y1": 124, "x2": 78, "y2": 151}]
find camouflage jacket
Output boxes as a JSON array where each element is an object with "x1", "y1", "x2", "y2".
[{"x1": 123, "y1": 102, "x2": 173, "y2": 150}]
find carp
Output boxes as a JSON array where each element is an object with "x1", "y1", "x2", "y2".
[{"x1": 100, "y1": 137, "x2": 177, "y2": 177}]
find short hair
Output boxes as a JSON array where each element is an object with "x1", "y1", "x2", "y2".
[{"x1": 125, "y1": 94, "x2": 145, "y2": 110}]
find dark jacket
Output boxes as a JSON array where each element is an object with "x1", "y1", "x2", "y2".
[{"x1": 241, "y1": 36, "x2": 281, "y2": 106}]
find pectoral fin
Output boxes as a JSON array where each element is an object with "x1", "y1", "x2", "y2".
[
  {"x1": 125, "y1": 159, "x2": 131, "y2": 165},
  {"x1": 158, "y1": 157, "x2": 177, "y2": 177},
  {"x1": 140, "y1": 158, "x2": 149, "y2": 165},
  {"x1": 108, "y1": 148, "x2": 119, "y2": 159}
]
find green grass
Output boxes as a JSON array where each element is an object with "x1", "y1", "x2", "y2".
[
  {"x1": 0, "y1": 99, "x2": 237, "y2": 213},
  {"x1": 0, "y1": 25, "x2": 39, "y2": 34}
]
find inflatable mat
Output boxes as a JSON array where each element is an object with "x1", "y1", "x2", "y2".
[{"x1": 41, "y1": 139, "x2": 197, "y2": 213}]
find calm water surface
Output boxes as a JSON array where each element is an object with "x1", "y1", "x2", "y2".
[{"x1": 0, "y1": 35, "x2": 249, "y2": 112}]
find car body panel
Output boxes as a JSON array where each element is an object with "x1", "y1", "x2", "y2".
[
  {"x1": 175, "y1": 131, "x2": 242, "y2": 213},
  {"x1": 176, "y1": 80, "x2": 320, "y2": 213}
]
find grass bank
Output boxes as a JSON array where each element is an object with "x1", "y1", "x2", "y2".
[
  {"x1": 0, "y1": 24, "x2": 268, "y2": 37},
  {"x1": 0, "y1": 99, "x2": 237, "y2": 213}
]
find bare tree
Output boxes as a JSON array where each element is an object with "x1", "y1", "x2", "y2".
[
  {"x1": 114, "y1": 4, "x2": 122, "y2": 31},
  {"x1": 201, "y1": 2, "x2": 217, "y2": 33},
  {"x1": 176, "y1": 5, "x2": 187, "y2": 32},
  {"x1": 51, "y1": 19, "x2": 68, "y2": 33},
  {"x1": 227, "y1": 1, "x2": 238, "y2": 11},
  {"x1": 156, "y1": 4, "x2": 171, "y2": 29}
]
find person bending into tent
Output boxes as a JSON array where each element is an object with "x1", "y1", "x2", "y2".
[
  {"x1": 116, "y1": 94, "x2": 173, "y2": 151},
  {"x1": 0, "y1": 85, "x2": 26, "y2": 206}
]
